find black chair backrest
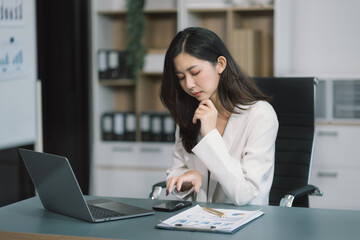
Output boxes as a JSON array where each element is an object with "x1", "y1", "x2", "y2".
[{"x1": 254, "y1": 77, "x2": 317, "y2": 207}]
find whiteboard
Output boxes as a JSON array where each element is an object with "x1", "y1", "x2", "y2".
[{"x1": 0, "y1": 0, "x2": 37, "y2": 150}]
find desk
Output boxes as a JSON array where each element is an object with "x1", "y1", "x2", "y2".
[{"x1": 1, "y1": 196, "x2": 360, "y2": 240}]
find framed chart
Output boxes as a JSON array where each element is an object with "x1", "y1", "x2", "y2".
[{"x1": 0, "y1": 0, "x2": 37, "y2": 150}]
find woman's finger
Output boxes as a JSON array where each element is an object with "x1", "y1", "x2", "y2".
[{"x1": 166, "y1": 177, "x2": 178, "y2": 193}]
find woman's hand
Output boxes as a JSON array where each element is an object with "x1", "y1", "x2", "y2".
[
  {"x1": 192, "y1": 99, "x2": 218, "y2": 136},
  {"x1": 166, "y1": 170, "x2": 202, "y2": 195}
]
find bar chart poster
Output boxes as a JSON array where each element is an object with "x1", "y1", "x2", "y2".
[
  {"x1": 0, "y1": 36, "x2": 26, "y2": 80},
  {"x1": 0, "y1": 0, "x2": 37, "y2": 150},
  {"x1": 0, "y1": 0, "x2": 25, "y2": 26}
]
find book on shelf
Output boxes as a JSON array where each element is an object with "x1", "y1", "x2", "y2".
[{"x1": 232, "y1": 29, "x2": 261, "y2": 76}]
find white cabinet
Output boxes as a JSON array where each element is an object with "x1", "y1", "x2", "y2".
[
  {"x1": 311, "y1": 79, "x2": 360, "y2": 210},
  {"x1": 310, "y1": 167, "x2": 360, "y2": 210},
  {"x1": 310, "y1": 125, "x2": 360, "y2": 210},
  {"x1": 92, "y1": 167, "x2": 167, "y2": 198},
  {"x1": 90, "y1": 142, "x2": 173, "y2": 198}
]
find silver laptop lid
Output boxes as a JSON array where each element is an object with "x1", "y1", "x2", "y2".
[{"x1": 19, "y1": 148, "x2": 94, "y2": 222}]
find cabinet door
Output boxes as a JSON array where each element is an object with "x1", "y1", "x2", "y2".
[
  {"x1": 310, "y1": 167, "x2": 360, "y2": 210},
  {"x1": 91, "y1": 167, "x2": 167, "y2": 198},
  {"x1": 90, "y1": 143, "x2": 173, "y2": 197},
  {"x1": 93, "y1": 142, "x2": 173, "y2": 167},
  {"x1": 310, "y1": 125, "x2": 360, "y2": 210},
  {"x1": 313, "y1": 125, "x2": 360, "y2": 167}
]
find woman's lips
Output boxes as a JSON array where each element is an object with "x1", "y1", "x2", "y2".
[{"x1": 192, "y1": 91, "x2": 202, "y2": 97}]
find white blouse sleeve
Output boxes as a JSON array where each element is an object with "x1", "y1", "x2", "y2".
[
  {"x1": 192, "y1": 104, "x2": 278, "y2": 206},
  {"x1": 166, "y1": 127, "x2": 195, "y2": 198},
  {"x1": 166, "y1": 127, "x2": 188, "y2": 178}
]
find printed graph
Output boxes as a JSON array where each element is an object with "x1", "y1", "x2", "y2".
[
  {"x1": 0, "y1": 36, "x2": 25, "y2": 80},
  {"x1": 0, "y1": 0, "x2": 24, "y2": 26}
]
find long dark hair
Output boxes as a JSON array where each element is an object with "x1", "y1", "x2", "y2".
[{"x1": 160, "y1": 27, "x2": 270, "y2": 153}]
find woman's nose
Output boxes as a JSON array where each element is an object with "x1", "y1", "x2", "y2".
[{"x1": 185, "y1": 77, "x2": 195, "y2": 90}]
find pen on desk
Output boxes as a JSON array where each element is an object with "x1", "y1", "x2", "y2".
[
  {"x1": 202, "y1": 207, "x2": 226, "y2": 218},
  {"x1": 174, "y1": 224, "x2": 216, "y2": 232}
]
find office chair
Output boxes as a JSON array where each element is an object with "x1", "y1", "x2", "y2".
[
  {"x1": 150, "y1": 77, "x2": 322, "y2": 207},
  {"x1": 255, "y1": 77, "x2": 322, "y2": 207}
]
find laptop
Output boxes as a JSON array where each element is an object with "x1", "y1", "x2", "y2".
[{"x1": 18, "y1": 148, "x2": 154, "y2": 223}]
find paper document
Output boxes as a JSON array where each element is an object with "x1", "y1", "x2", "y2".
[{"x1": 156, "y1": 204, "x2": 264, "y2": 234}]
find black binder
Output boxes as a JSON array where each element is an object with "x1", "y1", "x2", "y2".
[
  {"x1": 140, "y1": 112, "x2": 152, "y2": 142},
  {"x1": 97, "y1": 50, "x2": 107, "y2": 79},
  {"x1": 150, "y1": 114, "x2": 163, "y2": 142},
  {"x1": 113, "y1": 112, "x2": 125, "y2": 141},
  {"x1": 162, "y1": 114, "x2": 175, "y2": 142},
  {"x1": 106, "y1": 50, "x2": 128, "y2": 79},
  {"x1": 140, "y1": 111, "x2": 176, "y2": 142},
  {"x1": 101, "y1": 113, "x2": 114, "y2": 141},
  {"x1": 124, "y1": 112, "x2": 136, "y2": 141}
]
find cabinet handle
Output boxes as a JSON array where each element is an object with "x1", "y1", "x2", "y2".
[
  {"x1": 112, "y1": 146, "x2": 133, "y2": 152},
  {"x1": 317, "y1": 172, "x2": 338, "y2": 178},
  {"x1": 140, "y1": 147, "x2": 161, "y2": 153},
  {"x1": 317, "y1": 131, "x2": 338, "y2": 137}
]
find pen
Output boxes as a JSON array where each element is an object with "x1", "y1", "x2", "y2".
[
  {"x1": 202, "y1": 207, "x2": 226, "y2": 218},
  {"x1": 175, "y1": 224, "x2": 216, "y2": 232}
]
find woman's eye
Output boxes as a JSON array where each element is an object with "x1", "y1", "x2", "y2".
[
  {"x1": 192, "y1": 71, "x2": 200, "y2": 76},
  {"x1": 177, "y1": 75, "x2": 185, "y2": 80}
]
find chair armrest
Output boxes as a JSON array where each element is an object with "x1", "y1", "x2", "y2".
[
  {"x1": 279, "y1": 184, "x2": 323, "y2": 207},
  {"x1": 149, "y1": 181, "x2": 166, "y2": 199}
]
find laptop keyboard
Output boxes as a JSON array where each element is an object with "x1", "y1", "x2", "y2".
[{"x1": 88, "y1": 205, "x2": 125, "y2": 219}]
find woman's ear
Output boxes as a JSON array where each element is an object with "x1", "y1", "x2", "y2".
[{"x1": 216, "y1": 56, "x2": 227, "y2": 74}]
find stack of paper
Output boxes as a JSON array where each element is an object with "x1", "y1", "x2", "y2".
[{"x1": 156, "y1": 205, "x2": 264, "y2": 234}]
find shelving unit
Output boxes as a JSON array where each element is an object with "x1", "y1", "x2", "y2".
[
  {"x1": 94, "y1": 6, "x2": 177, "y2": 133},
  {"x1": 181, "y1": 4, "x2": 274, "y2": 76},
  {"x1": 186, "y1": 8, "x2": 228, "y2": 43},
  {"x1": 90, "y1": 0, "x2": 179, "y2": 198},
  {"x1": 230, "y1": 7, "x2": 274, "y2": 76},
  {"x1": 90, "y1": 0, "x2": 275, "y2": 198}
]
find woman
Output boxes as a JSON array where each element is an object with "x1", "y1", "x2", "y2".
[{"x1": 160, "y1": 27, "x2": 278, "y2": 206}]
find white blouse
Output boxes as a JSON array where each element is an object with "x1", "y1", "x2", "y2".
[{"x1": 166, "y1": 101, "x2": 279, "y2": 206}]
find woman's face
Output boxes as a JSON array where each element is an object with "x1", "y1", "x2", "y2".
[{"x1": 174, "y1": 52, "x2": 224, "y2": 102}]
